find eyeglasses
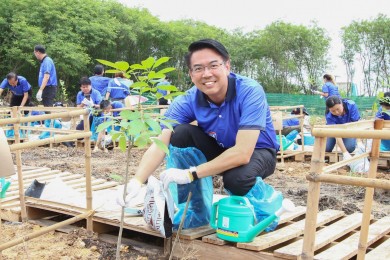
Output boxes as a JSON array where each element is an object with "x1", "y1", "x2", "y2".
[{"x1": 191, "y1": 62, "x2": 224, "y2": 74}]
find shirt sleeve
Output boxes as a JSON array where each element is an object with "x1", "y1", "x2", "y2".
[
  {"x1": 238, "y1": 84, "x2": 267, "y2": 130},
  {"x1": 349, "y1": 103, "x2": 360, "y2": 122},
  {"x1": 21, "y1": 80, "x2": 31, "y2": 93},
  {"x1": 41, "y1": 59, "x2": 53, "y2": 74},
  {"x1": 0, "y1": 79, "x2": 8, "y2": 89},
  {"x1": 322, "y1": 83, "x2": 329, "y2": 93},
  {"x1": 164, "y1": 93, "x2": 195, "y2": 126},
  {"x1": 94, "y1": 92, "x2": 102, "y2": 105},
  {"x1": 76, "y1": 92, "x2": 83, "y2": 105},
  {"x1": 375, "y1": 107, "x2": 383, "y2": 119}
]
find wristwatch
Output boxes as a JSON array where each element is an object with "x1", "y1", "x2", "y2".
[{"x1": 189, "y1": 166, "x2": 199, "y2": 181}]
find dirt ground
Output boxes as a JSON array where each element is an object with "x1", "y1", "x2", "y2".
[{"x1": 1, "y1": 145, "x2": 389, "y2": 259}]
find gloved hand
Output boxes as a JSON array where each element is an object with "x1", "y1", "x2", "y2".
[
  {"x1": 36, "y1": 90, "x2": 43, "y2": 101},
  {"x1": 116, "y1": 177, "x2": 142, "y2": 207},
  {"x1": 343, "y1": 152, "x2": 352, "y2": 161},
  {"x1": 82, "y1": 98, "x2": 94, "y2": 107},
  {"x1": 160, "y1": 168, "x2": 192, "y2": 190},
  {"x1": 312, "y1": 90, "x2": 322, "y2": 95}
]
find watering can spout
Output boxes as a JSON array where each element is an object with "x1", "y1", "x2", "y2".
[{"x1": 247, "y1": 199, "x2": 296, "y2": 240}]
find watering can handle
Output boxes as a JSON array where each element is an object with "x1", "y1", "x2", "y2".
[
  {"x1": 210, "y1": 201, "x2": 219, "y2": 229},
  {"x1": 230, "y1": 195, "x2": 251, "y2": 206}
]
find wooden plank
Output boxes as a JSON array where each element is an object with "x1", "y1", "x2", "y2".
[
  {"x1": 202, "y1": 206, "x2": 307, "y2": 246},
  {"x1": 78, "y1": 182, "x2": 118, "y2": 192},
  {"x1": 365, "y1": 236, "x2": 390, "y2": 260},
  {"x1": 177, "y1": 225, "x2": 215, "y2": 240},
  {"x1": 314, "y1": 216, "x2": 390, "y2": 259},
  {"x1": 237, "y1": 209, "x2": 344, "y2": 252},
  {"x1": 274, "y1": 213, "x2": 365, "y2": 259}
]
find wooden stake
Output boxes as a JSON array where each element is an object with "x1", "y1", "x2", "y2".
[
  {"x1": 357, "y1": 119, "x2": 383, "y2": 259},
  {"x1": 83, "y1": 114, "x2": 93, "y2": 235},
  {"x1": 301, "y1": 136, "x2": 326, "y2": 259}
]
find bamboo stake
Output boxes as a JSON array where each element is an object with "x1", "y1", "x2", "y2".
[
  {"x1": 0, "y1": 210, "x2": 94, "y2": 251},
  {"x1": 306, "y1": 173, "x2": 390, "y2": 189},
  {"x1": 9, "y1": 132, "x2": 91, "y2": 151},
  {"x1": 312, "y1": 128, "x2": 389, "y2": 139},
  {"x1": 301, "y1": 136, "x2": 327, "y2": 260},
  {"x1": 11, "y1": 107, "x2": 27, "y2": 222},
  {"x1": 357, "y1": 119, "x2": 383, "y2": 259},
  {"x1": 322, "y1": 152, "x2": 370, "y2": 173},
  {"x1": 19, "y1": 126, "x2": 80, "y2": 134},
  {"x1": 83, "y1": 114, "x2": 93, "y2": 235}
]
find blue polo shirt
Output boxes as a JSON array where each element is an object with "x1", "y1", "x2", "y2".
[
  {"x1": 157, "y1": 80, "x2": 170, "y2": 96},
  {"x1": 376, "y1": 106, "x2": 390, "y2": 120},
  {"x1": 89, "y1": 75, "x2": 111, "y2": 96},
  {"x1": 76, "y1": 88, "x2": 102, "y2": 106},
  {"x1": 283, "y1": 118, "x2": 299, "y2": 127},
  {"x1": 322, "y1": 82, "x2": 340, "y2": 99},
  {"x1": 110, "y1": 101, "x2": 124, "y2": 117},
  {"x1": 326, "y1": 99, "x2": 360, "y2": 125},
  {"x1": 0, "y1": 76, "x2": 31, "y2": 96},
  {"x1": 38, "y1": 56, "x2": 57, "y2": 87},
  {"x1": 164, "y1": 73, "x2": 279, "y2": 150},
  {"x1": 107, "y1": 78, "x2": 131, "y2": 99}
]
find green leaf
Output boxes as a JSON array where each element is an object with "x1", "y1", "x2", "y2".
[
  {"x1": 141, "y1": 57, "x2": 155, "y2": 69},
  {"x1": 120, "y1": 110, "x2": 141, "y2": 120},
  {"x1": 120, "y1": 120, "x2": 131, "y2": 129},
  {"x1": 105, "y1": 69, "x2": 121, "y2": 74},
  {"x1": 130, "y1": 64, "x2": 146, "y2": 70},
  {"x1": 152, "y1": 137, "x2": 169, "y2": 155},
  {"x1": 156, "y1": 67, "x2": 176, "y2": 74},
  {"x1": 159, "y1": 119, "x2": 175, "y2": 131},
  {"x1": 115, "y1": 61, "x2": 130, "y2": 71},
  {"x1": 157, "y1": 85, "x2": 178, "y2": 91},
  {"x1": 140, "y1": 87, "x2": 153, "y2": 93},
  {"x1": 110, "y1": 174, "x2": 123, "y2": 181},
  {"x1": 111, "y1": 131, "x2": 122, "y2": 141},
  {"x1": 96, "y1": 59, "x2": 117, "y2": 68},
  {"x1": 146, "y1": 119, "x2": 162, "y2": 134},
  {"x1": 134, "y1": 135, "x2": 149, "y2": 148},
  {"x1": 128, "y1": 119, "x2": 147, "y2": 136},
  {"x1": 118, "y1": 135, "x2": 127, "y2": 152},
  {"x1": 152, "y1": 57, "x2": 170, "y2": 69},
  {"x1": 96, "y1": 120, "x2": 114, "y2": 133},
  {"x1": 131, "y1": 81, "x2": 149, "y2": 89}
]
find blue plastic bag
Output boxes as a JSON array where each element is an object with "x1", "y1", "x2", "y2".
[
  {"x1": 233, "y1": 177, "x2": 283, "y2": 232},
  {"x1": 166, "y1": 145, "x2": 213, "y2": 230}
]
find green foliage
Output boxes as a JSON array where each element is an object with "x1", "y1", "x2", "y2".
[{"x1": 96, "y1": 57, "x2": 183, "y2": 154}]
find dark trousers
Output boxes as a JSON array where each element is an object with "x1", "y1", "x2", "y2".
[
  {"x1": 170, "y1": 124, "x2": 277, "y2": 196},
  {"x1": 42, "y1": 86, "x2": 57, "y2": 107},
  {"x1": 11, "y1": 90, "x2": 32, "y2": 115}
]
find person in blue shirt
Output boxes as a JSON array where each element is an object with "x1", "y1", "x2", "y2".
[
  {"x1": 156, "y1": 76, "x2": 171, "y2": 105},
  {"x1": 282, "y1": 107, "x2": 311, "y2": 136},
  {"x1": 117, "y1": 39, "x2": 280, "y2": 206},
  {"x1": 376, "y1": 92, "x2": 390, "y2": 151},
  {"x1": 93, "y1": 100, "x2": 124, "y2": 153},
  {"x1": 325, "y1": 96, "x2": 360, "y2": 156},
  {"x1": 89, "y1": 65, "x2": 110, "y2": 96},
  {"x1": 0, "y1": 72, "x2": 32, "y2": 108},
  {"x1": 34, "y1": 45, "x2": 58, "y2": 107},
  {"x1": 314, "y1": 74, "x2": 341, "y2": 99},
  {"x1": 105, "y1": 72, "x2": 132, "y2": 103},
  {"x1": 75, "y1": 77, "x2": 102, "y2": 131}
]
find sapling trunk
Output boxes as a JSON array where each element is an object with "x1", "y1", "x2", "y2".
[{"x1": 115, "y1": 138, "x2": 133, "y2": 260}]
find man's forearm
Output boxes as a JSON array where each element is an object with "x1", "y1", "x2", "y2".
[
  {"x1": 336, "y1": 137, "x2": 348, "y2": 153},
  {"x1": 40, "y1": 74, "x2": 50, "y2": 90}
]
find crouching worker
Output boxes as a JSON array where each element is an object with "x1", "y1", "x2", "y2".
[
  {"x1": 93, "y1": 100, "x2": 124, "y2": 153},
  {"x1": 325, "y1": 96, "x2": 360, "y2": 159},
  {"x1": 117, "y1": 39, "x2": 280, "y2": 227}
]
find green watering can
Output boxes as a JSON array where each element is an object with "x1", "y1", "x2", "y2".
[{"x1": 210, "y1": 196, "x2": 295, "y2": 243}]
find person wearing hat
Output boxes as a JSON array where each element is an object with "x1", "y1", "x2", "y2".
[
  {"x1": 117, "y1": 38, "x2": 279, "y2": 207},
  {"x1": 281, "y1": 107, "x2": 311, "y2": 136},
  {"x1": 376, "y1": 92, "x2": 390, "y2": 151}
]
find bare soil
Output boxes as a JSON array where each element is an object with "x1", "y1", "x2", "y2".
[{"x1": 1, "y1": 145, "x2": 389, "y2": 259}]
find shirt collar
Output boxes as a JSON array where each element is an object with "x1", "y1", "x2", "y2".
[{"x1": 197, "y1": 75, "x2": 236, "y2": 107}]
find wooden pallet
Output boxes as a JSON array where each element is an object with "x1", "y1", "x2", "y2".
[{"x1": 197, "y1": 211, "x2": 390, "y2": 260}]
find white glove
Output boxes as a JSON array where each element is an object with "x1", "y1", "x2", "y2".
[
  {"x1": 343, "y1": 152, "x2": 352, "y2": 161},
  {"x1": 160, "y1": 168, "x2": 192, "y2": 190},
  {"x1": 36, "y1": 90, "x2": 43, "y2": 101},
  {"x1": 116, "y1": 178, "x2": 142, "y2": 207},
  {"x1": 313, "y1": 90, "x2": 322, "y2": 95},
  {"x1": 82, "y1": 98, "x2": 94, "y2": 107}
]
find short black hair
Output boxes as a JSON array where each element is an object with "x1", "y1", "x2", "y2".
[
  {"x1": 291, "y1": 107, "x2": 309, "y2": 116},
  {"x1": 6, "y1": 72, "x2": 17, "y2": 81},
  {"x1": 185, "y1": 39, "x2": 229, "y2": 68},
  {"x1": 326, "y1": 95, "x2": 343, "y2": 108},
  {"x1": 79, "y1": 76, "x2": 91, "y2": 86},
  {"x1": 100, "y1": 100, "x2": 111, "y2": 110},
  {"x1": 34, "y1": 45, "x2": 46, "y2": 54},
  {"x1": 94, "y1": 65, "x2": 104, "y2": 75}
]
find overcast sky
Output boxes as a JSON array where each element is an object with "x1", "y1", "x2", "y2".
[{"x1": 120, "y1": 0, "x2": 389, "y2": 83}]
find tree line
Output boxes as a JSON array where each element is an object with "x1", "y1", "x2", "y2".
[{"x1": 0, "y1": 0, "x2": 388, "y2": 103}]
